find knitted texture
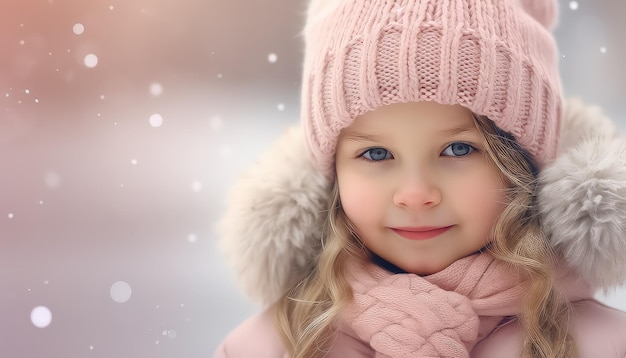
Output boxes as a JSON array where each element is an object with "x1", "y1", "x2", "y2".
[
  {"x1": 348, "y1": 253, "x2": 526, "y2": 357},
  {"x1": 302, "y1": 0, "x2": 562, "y2": 177}
]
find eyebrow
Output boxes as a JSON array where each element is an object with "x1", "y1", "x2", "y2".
[
  {"x1": 341, "y1": 132, "x2": 387, "y2": 143},
  {"x1": 440, "y1": 125, "x2": 478, "y2": 136},
  {"x1": 342, "y1": 125, "x2": 477, "y2": 142}
]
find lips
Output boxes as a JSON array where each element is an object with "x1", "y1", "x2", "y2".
[{"x1": 390, "y1": 226, "x2": 452, "y2": 240}]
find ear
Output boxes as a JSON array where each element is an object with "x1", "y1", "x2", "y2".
[
  {"x1": 218, "y1": 126, "x2": 331, "y2": 306},
  {"x1": 539, "y1": 97, "x2": 626, "y2": 291}
]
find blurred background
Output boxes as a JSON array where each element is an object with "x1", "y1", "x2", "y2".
[{"x1": 1, "y1": 0, "x2": 625, "y2": 357}]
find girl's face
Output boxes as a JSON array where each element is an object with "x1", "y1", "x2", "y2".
[{"x1": 335, "y1": 101, "x2": 508, "y2": 275}]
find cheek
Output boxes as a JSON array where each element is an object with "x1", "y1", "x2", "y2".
[
  {"x1": 338, "y1": 174, "x2": 382, "y2": 225},
  {"x1": 457, "y1": 174, "x2": 507, "y2": 225}
]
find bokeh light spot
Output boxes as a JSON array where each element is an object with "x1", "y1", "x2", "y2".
[
  {"x1": 84, "y1": 54, "x2": 98, "y2": 68},
  {"x1": 110, "y1": 281, "x2": 132, "y2": 303},
  {"x1": 149, "y1": 114, "x2": 163, "y2": 127},
  {"x1": 73, "y1": 23, "x2": 85, "y2": 35},
  {"x1": 31, "y1": 306, "x2": 52, "y2": 328},
  {"x1": 150, "y1": 83, "x2": 163, "y2": 96},
  {"x1": 44, "y1": 172, "x2": 61, "y2": 188}
]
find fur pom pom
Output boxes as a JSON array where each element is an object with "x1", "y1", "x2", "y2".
[
  {"x1": 539, "y1": 98, "x2": 626, "y2": 291},
  {"x1": 218, "y1": 126, "x2": 331, "y2": 306}
]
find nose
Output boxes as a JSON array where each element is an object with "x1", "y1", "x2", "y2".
[{"x1": 392, "y1": 173, "x2": 442, "y2": 208}]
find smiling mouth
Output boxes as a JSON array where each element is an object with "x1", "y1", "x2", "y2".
[{"x1": 391, "y1": 226, "x2": 453, "y2": 240}]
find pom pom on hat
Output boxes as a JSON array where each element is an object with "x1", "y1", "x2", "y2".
[{"x1": 519, "y1": 0, "x2": 560, "y2": 30}]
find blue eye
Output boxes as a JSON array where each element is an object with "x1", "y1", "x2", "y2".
[
  {"x1": 361, "y1": 148, "x2": 393, "y2": 161},
  {"x1": 442, "y1": 142, "x2": 475, "y2": 157}
]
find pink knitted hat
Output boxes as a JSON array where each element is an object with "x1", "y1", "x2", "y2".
[{"x1": 301, "y1": 0, "x2": 563, "y2": 177}]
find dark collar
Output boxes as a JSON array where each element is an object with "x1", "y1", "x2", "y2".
[{"x1": 370, "y1": 253, "x2": 407, "y2": 274}]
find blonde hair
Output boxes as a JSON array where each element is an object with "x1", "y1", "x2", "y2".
[
  {"x1": 475, "y1": 115, "x2": 575, "y2": 357},
  {"x1": 275, "y1": 182, "x2": 365, "y2": 358},
  {"x1": 275, "y1": 115, "x2": 575, "y2": 358}
]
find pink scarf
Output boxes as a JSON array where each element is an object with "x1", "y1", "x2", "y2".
[{"x1": 347, "y1": 253, "x2": 528, "y2": 357}]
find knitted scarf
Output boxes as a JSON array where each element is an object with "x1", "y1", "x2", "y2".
[{"x1": 347, "y1": 253, "x2": 527, "y2": 357}]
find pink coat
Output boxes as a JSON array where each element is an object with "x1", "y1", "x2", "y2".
[{"x1": 215, "y1": 299, "x2": 626, "y2": 357}]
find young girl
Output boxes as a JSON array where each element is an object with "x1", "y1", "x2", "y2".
[{"x1": 216, "y1": 0, "x2": 626, "y2": 357}]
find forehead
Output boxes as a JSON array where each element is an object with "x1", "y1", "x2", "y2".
[{"x1": 341, "y1": 101, "x2": 476, "y2": 137}]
